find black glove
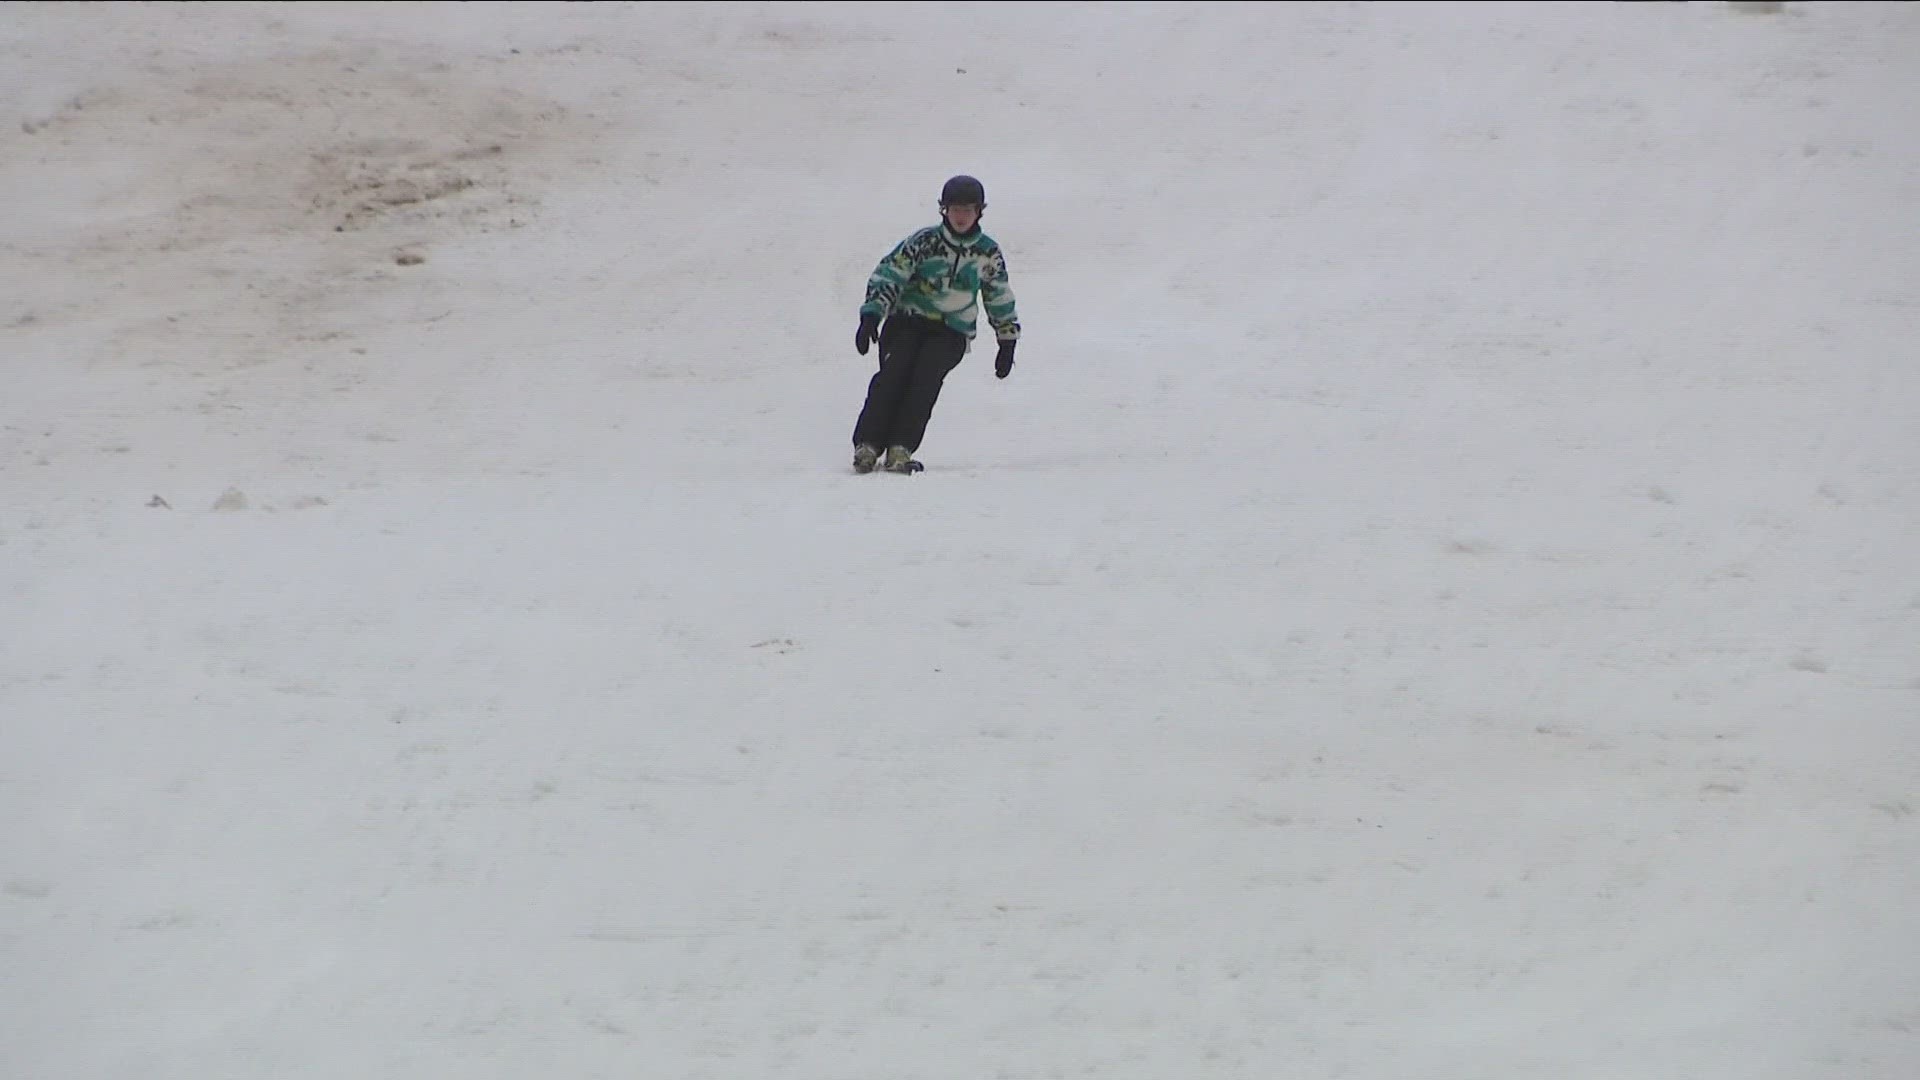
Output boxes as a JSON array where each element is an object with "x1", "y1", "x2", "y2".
[
  {"x1": 855, "y1": 313, "x2": 882, "y2": 356},
  {"x1": 994, "y1": 339, "x2": 1016, "y2": 379}
]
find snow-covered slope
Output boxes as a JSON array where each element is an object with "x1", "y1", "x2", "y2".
[{"x1": 4, "y1": 3, "x2": 1916, "y2": 1077}]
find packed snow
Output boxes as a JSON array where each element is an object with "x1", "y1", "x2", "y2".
[{"x1": 3, "y1": 2, "x2": 1916, "y2": 1077}]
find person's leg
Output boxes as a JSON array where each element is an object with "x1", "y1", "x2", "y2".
[
  {"x1": 888, "y1": 325, "x2": 968, "y2": 455},
  {"x1": 852, "y1": 317, "x2": 926, "y2": 455}
]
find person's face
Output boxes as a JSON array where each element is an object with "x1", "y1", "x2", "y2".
[{"x1": 943, "y1": 202, "x2": 980, "y2": 232}]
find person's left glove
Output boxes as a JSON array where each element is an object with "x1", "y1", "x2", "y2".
[{"x1": 994, "y1": 339, "x2": 1016, "y2": 379}]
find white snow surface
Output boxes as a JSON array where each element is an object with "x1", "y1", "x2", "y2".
[{"x1": 4, "y1": 2, "x2": 1918, "y2": 1077}]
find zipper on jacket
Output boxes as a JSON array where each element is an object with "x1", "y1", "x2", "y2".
[{"x1": 939, "y1": 232, "x2": 961, "y2": 292}]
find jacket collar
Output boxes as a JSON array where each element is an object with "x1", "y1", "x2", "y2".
[{"x1": 939, "y1": 221, "x2": 983, "y2": 248}]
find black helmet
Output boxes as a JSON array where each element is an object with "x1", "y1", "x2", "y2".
[{"x1": 939, "y1": 174, "x2": 986, "y2": 207}]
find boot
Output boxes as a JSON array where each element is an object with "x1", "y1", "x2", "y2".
[
  {"x1": 852, "y1": 444, "x2": 879, "y2": 473},
  {"x1": 883, "y1": 446, "x2": 914, "y2": 472}
]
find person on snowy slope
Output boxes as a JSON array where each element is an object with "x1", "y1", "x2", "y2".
[{"x1": 849, "y1": 174, "x2": 1022, "y2": 474}]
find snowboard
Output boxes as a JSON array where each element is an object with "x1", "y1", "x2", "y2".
[
  {"x1": 854, "y1": 459, "x2": 923, "y2": 475},
  {"x1": 853, "y1": 451, "x2": 924, "y2": 475}
]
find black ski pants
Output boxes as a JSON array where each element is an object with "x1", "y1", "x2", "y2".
[{"x1": 852, "y1": 314, "x2": 967, "y2": 453}]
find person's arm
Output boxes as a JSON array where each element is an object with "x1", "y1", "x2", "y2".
[
  {"x1": 982, "y1": 243, "x2": 1020, "y2": 342},
  {"x1": 861, "y1": 231, "x2": 925, "y2": 318}
]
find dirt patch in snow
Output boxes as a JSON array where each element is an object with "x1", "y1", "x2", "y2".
[{"x1": 5, "y1": 42, "x2": 608, "y2": 362}]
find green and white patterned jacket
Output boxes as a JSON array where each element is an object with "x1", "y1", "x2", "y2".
[{"x1": 860, "y1": 223, "x2": 1021, "y2": 344}]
